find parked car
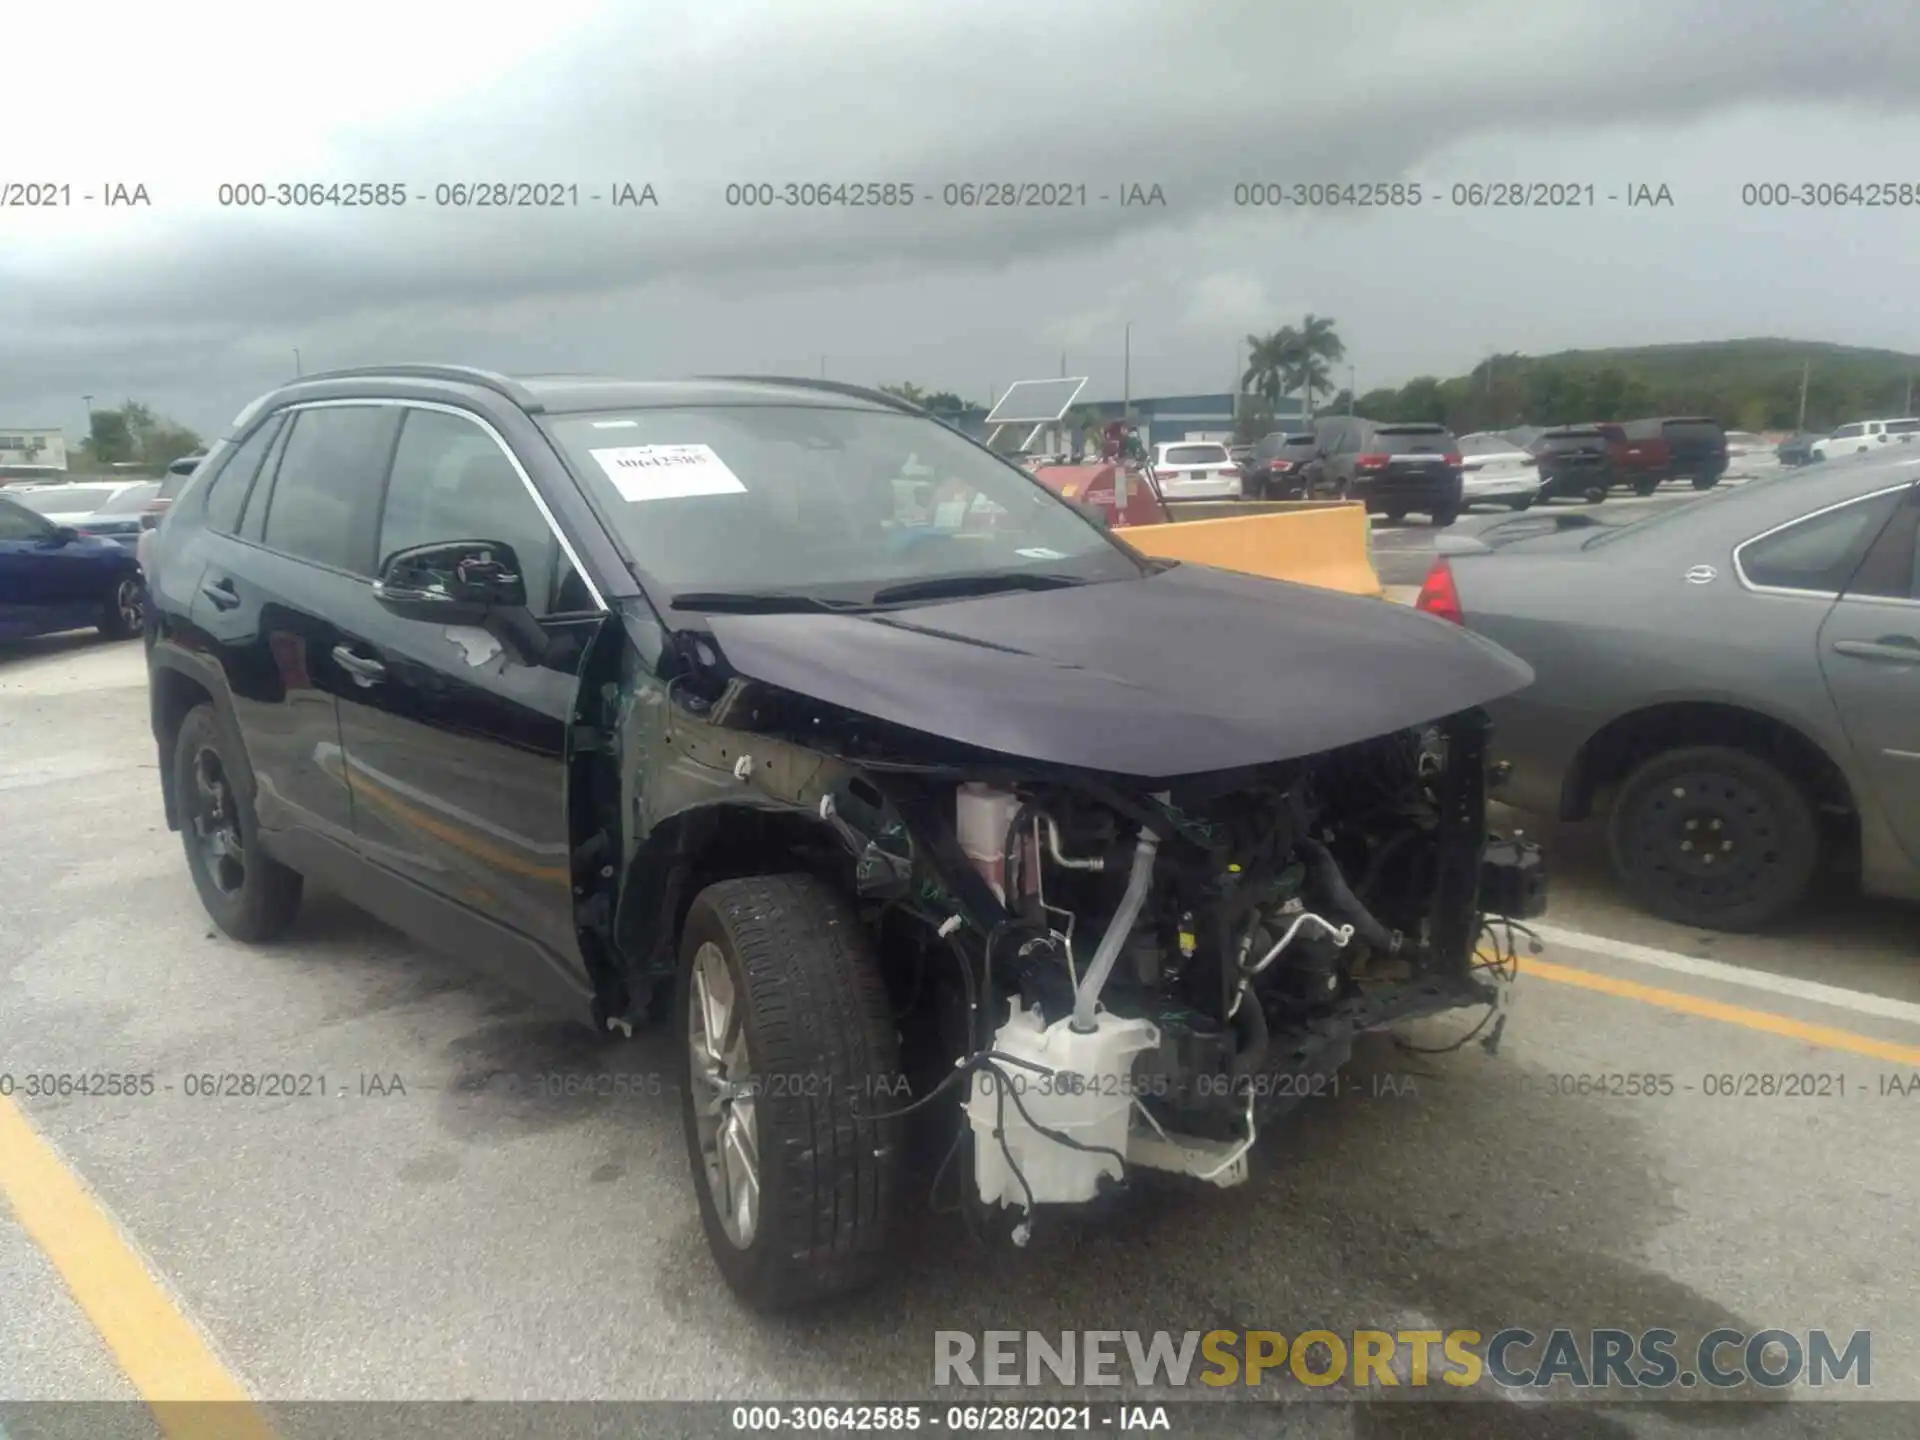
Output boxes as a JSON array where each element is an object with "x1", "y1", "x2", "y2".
[
  {"x1": 1455, "y1": 433, "x2": 1542, "y2": 512},
  {"x1": 136, "y1": 455, "x2": 207, "y2": 575},
  {"x1": 0, "y1": 491, "x2": 147, "y2": 642},
  {"x1": 1417, "y1": 456, "x2": 1920, "y2": 929},
  {"x1": 1151, "y1": 440, "x2": 1242, "y2": 500},
  {"x1": 1776, "y1": 432, "x2": 1828, "y2": 467},
  {"x1": 1724, "y1": 430, "x2": 1765, "y2": 458},
  {"x1": 1312, "y1": 417, "x2": 1463, "y2": 525},
  {"x1": 1809, "y1": 419, "x2": 1920, "y2": 461},
  {"x1": 145, "y1": 365, "x2": 1542, "y2": 1310},
  {"x1": 11, "y1": 479, "x2": 154, "y2": 527},
  {"x1": 72, "y1": 481, "x2": 161, "y2": 552},
  {"x1": 1605, "y1": 416, "x2": 1730, "y2": 495},
  {"x1": 1227, "y1": 443, "x2": 1255, "y2": 473},
  {"x1": 1529, "y1": 426, "x2": 1613, "y2": 504},
  {"x1": 1243, "y1": 431, "x2": 1322, "y2": 499}
]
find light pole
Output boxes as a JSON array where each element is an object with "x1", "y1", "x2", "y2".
[{"x1": 293, "y1": 348, "x2": 302, "y2": 377}]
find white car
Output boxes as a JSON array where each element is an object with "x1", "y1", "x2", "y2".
[
  {"x1": 1455, "y1": 432, "x2": 1541, "y2": 512},
  {"x1": 1151, "y1": 441, "x2": 1242, "y2": 500},
  {"x1": 1810, "y1": 418, "x2": 1920, "y2": 460},
  {"x1": 10, "y1": 479, "x2": 154, "y2": 527}
]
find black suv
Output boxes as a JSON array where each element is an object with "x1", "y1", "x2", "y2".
[
  {"x1": 1312, "y1": 417, "x2": 1463, "y2": 525},
  {"x1": 143, "y1": 366, "x2": 1540, "y2": 1311},
  {"x1": 1530, "y1": 426, "x2": 1614, "y2": 503},
  {"x1": 1243, "y1": 431, "x2": 1323, "y2": 499}
]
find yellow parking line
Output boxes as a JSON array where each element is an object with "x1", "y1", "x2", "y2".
[
  {"x1": 0, "y1": 1097, "x2": 278, "y2": 1439},
  {"x1": 1518, "y1": 955, "x2": 1920, "y2": 1066}
]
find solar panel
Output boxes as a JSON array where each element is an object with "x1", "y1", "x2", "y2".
[{"x1": 984, "y1": 377, "x2": 1089, "y2": 425}]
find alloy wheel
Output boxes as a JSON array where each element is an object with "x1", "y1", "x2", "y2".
[
  {"x1": 688, "y1": 940, "x2": 760, "y2": 1248},
  {"x1": 190, "y1": 747, "x2": 246, "y2": 895}
]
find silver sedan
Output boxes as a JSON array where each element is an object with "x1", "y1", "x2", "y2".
[{"x1": 1414, "y1": 449, "x2": 1920, "y2": 930}]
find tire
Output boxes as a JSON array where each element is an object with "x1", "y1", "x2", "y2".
[
  {"x1": 678, "y1": 873, "x2": 904, "y2": 1311},
  {"x1": 1508, "y1": 495, "x2": 1536, "y2": 511},
  {"x1": 1585, "y1": 485, "x2": 1609, "y2": 504},
  {"x1": 97, "y1": 574, "x2": 144, "y2": 639},
  {"x1": 172, "y1": 704, "x2": 303, "y2": 942},
  {"x1": 1382, "y1": 506, "x2": 1408, "y2": 523},
  {"x1": 1631, "y1": 476, "x2": 1659, "y2": 497},
  {"x1": 1605, "y1": 746, "x2": 1819, "y2": 931},
  {"x1": 1429, "y1": 507, "x2": 1458, "y2": 527},
  {"x1": 1691, "y1": 473, "x2": 1720, "y2": 491}
]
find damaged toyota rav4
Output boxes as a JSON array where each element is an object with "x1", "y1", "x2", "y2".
[{"x1": 144, "y1": 367, "x2": 1547, "y2": 1311}]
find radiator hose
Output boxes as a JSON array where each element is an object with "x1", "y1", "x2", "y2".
[{"x1": 1299, "y1": 838, "x2": 1397, "y2": 953}]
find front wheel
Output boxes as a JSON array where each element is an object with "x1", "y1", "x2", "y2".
[
  {"x1": 1508, "y1": 495, "x2": 1536, "y2": 512},
  {"x1": 1630, "y1": 476, "x2": 1659, "y2": 497},
  {"x1": 678, "y1": 873, "x2": 905, "y2": 1311},
  {"x1": 1691, "y1": 473, "x2": 1721, "y2": 491},
  {"x1": 1606, "y1": 746, "x2": 1819, "y2": 931},
  {"x1": 98, "y1": 574, "x2": 144, "y2": 639},
  {"x1": 1429, "y1": 506, "x2": 1459, "y2": 527},
  {"x1": 1381, "y1": 506, "x2": 1408, "y2": 523},
  {"x1": 173, "y1": 704, "x2": 303, "y2": 941}
]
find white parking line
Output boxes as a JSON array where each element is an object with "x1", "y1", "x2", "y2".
[{"x1": 1531, "y1": 921, "x2": 1920, "y2": 1027}]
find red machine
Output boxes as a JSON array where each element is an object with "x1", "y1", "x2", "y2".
[{"x1": 1030, "y1": 461, "x2": 1170, "y2": 527}]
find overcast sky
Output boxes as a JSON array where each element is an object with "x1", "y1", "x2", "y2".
[{"x1": 6, "y1": 0, "x2": 1919, "y2": 440}]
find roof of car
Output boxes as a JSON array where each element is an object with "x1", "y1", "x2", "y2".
[{"x1": 267, "y1": 365, "x2": 915, "y2": 418}]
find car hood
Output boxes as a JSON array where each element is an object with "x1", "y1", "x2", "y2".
[{"x1": 694, "y1": 563, "x2": 1534, "y2": 778}]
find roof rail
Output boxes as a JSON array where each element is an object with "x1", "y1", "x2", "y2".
[
  {"x1": 288, "y1": 364, "x2": 544, "y2": 412},
  {"x1": 696, "y1": 375, "x2": 926, "y2": 415}
]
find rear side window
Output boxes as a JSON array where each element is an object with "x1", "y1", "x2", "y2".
[
  {"x1": 202, "y1": 416, "x2": 285, "y2": 534},
  {"x1": 256, "y1": 406, "x2": 400, "y2": 574},
  {"x1": 1884, "y1": 419, "x2": 1920, "y2": 436},
  {"x1": 1845, "y1": 490, "x2": 1920, "y2": 600},
  {"x1": 1832, "y1": 424, "x2": 1864, "y2": 440},
  {"x1": 0, "y1": 496, "x2": 47, "y2": 540},
  {"x1": 1738, "y1": 488, "x2": 1907, "y2": 594},
  {"x1": 1163, "y1": 444, "x2": 1228, "y2": 466}
]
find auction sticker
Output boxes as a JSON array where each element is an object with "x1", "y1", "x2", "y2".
[{"x1": 590, "y1": 444, "x2": 748, "y2": 501}]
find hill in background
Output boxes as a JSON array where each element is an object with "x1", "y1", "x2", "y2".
[{"x1": 1352, "y1": 337, "x2": 1920, "y2": 434}]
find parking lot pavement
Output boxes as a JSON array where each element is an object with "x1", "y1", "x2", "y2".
[{"x1": 2, "y1": 638, "x2": 1916, "y2": 1434}]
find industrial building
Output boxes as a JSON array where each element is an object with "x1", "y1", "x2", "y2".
[{"x1": 0, "y1": 427, "x2": 69, "y2": 478}]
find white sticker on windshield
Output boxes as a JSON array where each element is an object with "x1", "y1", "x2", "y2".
[
  {"x1": 590, "y1": 444, "x2": 748, "y2": 501},
  {"x1": 1016, "y1": 547, "x2": 1067, "y2": 560}
]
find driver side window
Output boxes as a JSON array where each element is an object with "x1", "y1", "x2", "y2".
[
  {"x1": 0, "y1": 498, "x2": 50, "y2": 541},
  {"x1": 379, "y1": 409, "x2": 586, "y2": 617}
]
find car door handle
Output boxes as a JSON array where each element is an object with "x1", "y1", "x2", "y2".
[
  {"x1": 199, "y1": 577, "x2": 240, "y2": 611},
  {"x1": 331, "y1": 645, "x2": 387, "y2": 686},
  {"x1": 1831, "y1": 637, "x2": 1920, "y2": 664}
]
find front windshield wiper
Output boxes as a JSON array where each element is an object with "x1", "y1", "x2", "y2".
[
  {"x1": 866, "y1": 571, "x2": 1085, "y2": 606},
  {"x1": 666, "y1": 590, "x2": 871, "y2": 614}
]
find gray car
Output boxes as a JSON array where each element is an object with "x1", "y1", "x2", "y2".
[{"x1": 1413, "y1": 450, "x2": 1920, "y2": 929}]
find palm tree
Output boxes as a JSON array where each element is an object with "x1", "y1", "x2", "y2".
[
  {"x1": 1241, "y1": 331, "x2": 1292, "y2": 406},
  {"x1": 879, "y1": 382, "x2": 929, "y2": 406},
  {"x1": 1281, "y1": 314, "x2": 1345, "y2": 418}
]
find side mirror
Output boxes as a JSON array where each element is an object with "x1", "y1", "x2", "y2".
[
  {"x1": 373, "y1": 540, "x2": 548, "y2": 665},
  {"x1": 374, "y1": 540, "x2": 527, "y2": 624},
  {"x1": 49, "y1": 524, "x2": 80, "y2": 545}
]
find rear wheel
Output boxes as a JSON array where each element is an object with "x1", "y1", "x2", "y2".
[
  {"x1": 1507, "y1": 494, "x2": 1535, "y2": 512},
  {"x1": 1691, "y1": 473, "x2": 1721, "y2": 491},
  {"x1": 97, "y1": 575, "x2": 144, "y2": 639},
  {"x1": 173, "y1": 704, "x2": 303, "y2": 942},
  {"x1": 678, "y1": 873, "x2": 904, "y2": 1311},
  {"x1": 1585, "y1": 484, "x2": 1609, "y2": 504},
  {"x1": 1606, "y1": 746, "x2": 1818, "y2": 931},
  {"x1": 1429, "y1": 507, "x2": 1458, "y2": 527},
  {"x1": 1381, "y1": 506, "x2": 1408, "y2": 523},
  {"x1": 1631, "y1": 476, "x2": 1660, "y2": 497}
]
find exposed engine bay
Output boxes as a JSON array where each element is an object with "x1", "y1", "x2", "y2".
[{"x1": 821, "y1": 709, "x2": 1547, "y2": 1234}]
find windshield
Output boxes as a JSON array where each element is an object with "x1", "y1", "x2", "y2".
[
  {"x1": 15, "y1": 486, "x2": 118, "y2": 515},
  {"x1": 1582, "y1": 469, "x2": 1803, "y2": 550},
  {"x1": 542, "y1": 404, "x2": 1145, "y2": 602},
  {"x1": 90, "y1": 483, "x2": 160, "y2": 515}
]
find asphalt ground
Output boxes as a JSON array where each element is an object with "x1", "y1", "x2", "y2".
[{"x1": 2, "y1": 582, "x2": 1915, "y2": 1440}]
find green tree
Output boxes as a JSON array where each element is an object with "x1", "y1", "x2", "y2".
[
  {"x1": 1241, "y1": 332, "x2": 1291, "y2": 405},
  {"x1": 878, "y1": 382, "x2": 929, "y2": 406},
  {"x1": 88, "y1": 408, "x2": 134, "y2": 464},
  {"x1": 1280, "y1": 313, "x2": 1345, "y2": 417}
]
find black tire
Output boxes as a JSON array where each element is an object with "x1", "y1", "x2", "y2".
[
  {"x1": 1584, "y1": 485, "x2": 1609, "y2": 504},
  {"x1": 1429, "y1": 507, "x2": 1459, "y2": 527},
  {"x1": 1508, "y1": 495, "x2": 1536, "y2": 511},
  {"x1": 1382, "y1": 506, "x2": 1408, "y2": 523},
  {"x1": 172, "y1": 704, "x2": 303, "y2": 942},
  {"x1": 97, "y1": 574, "x2": 144, "y2": 639},
  {"x1": 1691, "y1": 473, "x2": 1721, "y2": 491},
  {"x1": 678, "y1": 873, "x2": 904, "y2": 1311},
  {"x1": 1630, "y1": 476, "x2": 1660, "y2": 497},
  {"x1": 1606, "y1": 746, "x2": 1819, "y2": 931}
]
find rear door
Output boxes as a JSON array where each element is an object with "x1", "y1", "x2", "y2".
[
  {"x1": 329, "y1": 403, "x2": 604, "y2": 986},
  {"x1": 1816, "y1": 481, "x2": 1920, "y2": 863},
  {"x1": 186, "y1": 402, "x2": 399, "y2": 841},
  {"x1": 0, "y1": 496, "x2": 101, "y2": 636}
]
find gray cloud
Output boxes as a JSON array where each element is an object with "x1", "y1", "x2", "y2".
[{"x1": 6, "y1": 0, "x2": 1920, "y2": 437}]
